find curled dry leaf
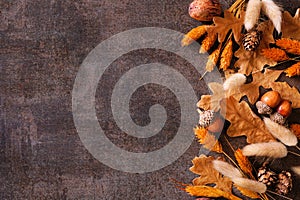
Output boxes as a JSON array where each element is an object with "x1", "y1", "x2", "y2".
[
  {"x1": 207, "y1": 10, "x2": 244, "y2": 43},
  {"x1": 235, "y1": 21, "x2": 277, "y2": 75},
  {"x1": 234, "y1": 149, "x2": 253, "y2": 178},
  {"x1": 194, "y1": 127, "x2": 223, "y2": 153},
  {"x1": 197, "y1": 82, "x2": 224, "y2": 112},
  {"x1": 190, "y1": 155, "x2": 233, "y2": 193},
  {"x1": 270, "y1": 82, "x2": 300, "y2": 108},
  {"x1": 221, "y1": 97, "x2": 276, "y2": 143},
  {"x1": 185, "y1": 185, "x2": 242, "y2": 200},
  {"x1": 282, "y1": 8, "x2": 300, "y2": 40}
]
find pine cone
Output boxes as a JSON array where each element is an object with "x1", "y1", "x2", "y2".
[
  {"x1": 198, "y1": 110, "x2": 215, "y2": 127},
  {"x1": 242, "y1": 30, "x2": 262, "y2": 51},
  {"x1": 257, "y1": 166, "x2": 278, "y2": 187},
  {"x1": 275, "y1": 171, "x2": 292, "y2": 195}
]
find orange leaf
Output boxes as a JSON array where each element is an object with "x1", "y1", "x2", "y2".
[
  {"x1": 185, "y1": 185, "x2": 242, "y2": 200},
  {"x1": 291, "y1": 124, "x2": 300, "y2": 139},
  {"x1": 234, "y1": 149, "x2": 253, "y2": 178},
  {"x1": 190, "y1": 155, "x2": 233, "y2": 193},
  {"x1": 194, "y1": 127, "x2": 223, "y2": 153},
  {"x1": 221, "y1": 97, "x2": 276, "y2": 144}
]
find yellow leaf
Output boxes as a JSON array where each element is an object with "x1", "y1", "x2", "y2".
[
  {"x1": 221, "y1": 97, "x2": 276, "y2": 144},
  {"x1": 234, "y1": 185, "x2": 260, "y2": 199},
  {"x1": 194, "y1": 127, "x2": 223, "y2": 153},
  {"x1": 270, "y1": 82, "x2": 300, "y2": 108},
  {"x1": 190, "y1": 155, "x2": 233, "y2": 193},
  {"x1": 185, "y1": 185, "x2": 242, "y2": 200}
]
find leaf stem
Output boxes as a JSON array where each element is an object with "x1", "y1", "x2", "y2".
[
  {"x1": 296, "y1": 145, "x2": 300, "y2": 152},
  {"x1": 288, "y1": 150, "x2": 300, "y2": 157},
  {"x1": 222, "y1": 151, "x2": 241, "y2": 170}
]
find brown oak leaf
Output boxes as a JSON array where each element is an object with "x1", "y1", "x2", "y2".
[
  {"x1": 197, "y1": 82, "x2": 224, "y2": 112},
  {"x1": 226, "y1": 69, "x2": 283, "y2": 105},
  {"x1": 207, "y1": 10, "x2": 244, "y2": 43},
  {"x1": 282, "y1": 8, "x2": 300, "y2": 40},
  {"x1": 190, "y1": 155, "x2": 233, "y2": 193},
  {"x1": 270, "y1": 82, "x2": 300, "y2": 108},
  {"x1": 221, "y1": 97, "x2": 276, "y2": 144},
  {"x1": 235, "y1": 21, "x2": 277, "y2": 75}
]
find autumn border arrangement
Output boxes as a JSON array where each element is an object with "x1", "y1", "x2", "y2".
[{"x1": 178, "y1": 0, "x2": 300, "y2": 199}]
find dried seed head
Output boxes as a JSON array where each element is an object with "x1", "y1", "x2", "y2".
[
  {"x1": 275, "y1": 171, "x2": 292, "y2": 195},
  {"x1": 242, "y1": 30, "x2": 262, "y2": 51},
  {"x1": 198, "y1": 109, "x2": 215, "y2": 127}
]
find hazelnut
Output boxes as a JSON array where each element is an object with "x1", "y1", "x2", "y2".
[
  {"x1": 277, "y1": 100, "x2": 292, "y2": 118},
  {"x1": 207, "y1": 117, "x2": 223, "y2": 133},
  {"x1": 189, "y1": 0, "x2": 222, "y2": 22},
  {"x1": 256, "y1": 91, "x2": 281, "y2": 115}
]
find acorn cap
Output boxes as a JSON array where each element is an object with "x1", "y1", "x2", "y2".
[
  {"x1": 270, "y1": 112, "x2": 286, "y2": 125},
  {"x1": 198, "y1": 110, "x2": 215, "y2": 127},
  {"x1": 256, "y1": 101, "x2": 273, "y2": 115}
]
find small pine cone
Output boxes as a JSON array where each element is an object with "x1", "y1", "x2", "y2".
[
  {"x1": 270, "y1": 112, "x2": 286, "y2": 125},
  {"x1": 258, "y1": 166, "x2": 278, "y2": 187},
  {"x1": 275, "y1": 171, "x2": 292, "y2": 195},
  {"x1": 198, "y1": 110, "x2": 215, "y2": 127},
  {"x1": 242, "y1": 30, "x2": 262, "y2": 51},
  {"x1": 256, "y1": 101, "x2": 273, "y2": 115}
]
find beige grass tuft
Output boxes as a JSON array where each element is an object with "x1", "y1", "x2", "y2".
[{"x1": 242, "y1": 142, "x2": 287, "y2": 158}]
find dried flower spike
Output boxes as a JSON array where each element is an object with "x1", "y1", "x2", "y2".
[
  {"x1": 234, "y1": 149, "x2": 253, "y2": 178},
  {"x1": 276, "y1": 38, "x2": 300, "y2": 55},
  {"x1": 242, "y1": 142, "x2": 287, "y2": 158},
  {"x1": 261, "y1": 0, "x2": 282, "y2": 33},
  {"x1": 285, "y1": 62, "x2": 300, "y2": 77},
  {"x1": 220, "y1": 39, "x2": 233, "y2": 71},
  {"x1": 182, "y1": 25, "x2": 207, "y2": 46},
  {"x1": 244, "y1": 0, "x2": 262, "y2": 31},
  {"x1": 205, "y1": 44, "x2": 221, "y2": 72},
  {"x1": 223, "y1": 73, "x2": 247, "y2": 91},
  {"x1": 262, "y1": 48, "x2": 289, "y2": 62},
  {"x1": 200, "y1": 33, "x2": 217, "y2": 53}
]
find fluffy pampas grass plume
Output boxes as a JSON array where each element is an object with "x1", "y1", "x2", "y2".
[
  {"x1": 223, "y1": 73, "x2": 247, "y2": 91},
  {"x1": 242, "y1": 142, "x2": 287, "y2": 158},
  {"x1": 292, "y1": 166, "x2": 300, "y2": 176},
  {"x1": 213, "y1": 160, "x2": 267, "y2": 193},
  {"x1": 261, "y1": 0, "x2": 282, "y2": 33},
  {"x1": 244, "y1": 0, "x2": 262, "y2": 31},
  {"x1": 264, "y1": 117, "x2": 298, "y2": 146}
]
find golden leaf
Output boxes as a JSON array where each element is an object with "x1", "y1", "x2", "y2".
[
  {"x1": 234, "y1": 149, "x2": 253, "y2": 178},
  {"x1": 285, "y1": 62, "x2": 300, "y2": 77},
  {"x1": 220, "y1": 39, "x2": 233, "y2": 71},
  {"x1": 194, "y1": 127, "x2": 223, "y2": 153},
  {"x1": 290, "y1": 124, "x2": 300, "y2": 139},
  {"x1": 235, "y1": 21, "x2": 277, "y2": 75},
  {"x1": 276, "y1": 38, "x2": 300, "y2": 55},
  {"x1": 197, "y1": 82, "x2": 225, "y2": 112},
  {"x1": 226, "y1": 69, "x2": 283, "y2": 105},
  {"x1": 185, "y1": 185, "x2": 242, "y2": 200},
  {"x1": 190, "y1": 155, "x2": 233, "y2": 193},
  {"x1": 270, "y1": 82, "x2": 300, "y2": 108},
  {"x1": 207, "y1": 10, "x2": 244, "y2": 43},
  {"x1": 181, "y1": 25, "x2": 207, "y2": 46},
  {"x1": 262, "y1": 48, "x2": 289, "y2": 62},
  {"x1": 282, "y1": 9, "x2": 300, "y2": 40},
  {"x1": 234, "y1": 185, "x2": 260, "y2": 199},
  {"x1": 221, "y1": 97, "x2": 276, "y2": 144}
]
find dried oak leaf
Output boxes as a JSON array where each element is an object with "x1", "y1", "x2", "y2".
[
  {"x1": 270, "y1": 82, "x2": 300, "y2": 108},
  {"x1": 234, "y1": 149, "x2": 253, "y2": 178},
  {"x1": 290, "y1": 124, "x2": 300, "y2": 139},
  {"x1": 282, "y1": 8, "x2": 300, "y2": 40},
  {"x1": 207, "y1": 10, "x2": 244, "y2": 43},
  {"x1": 221, "y1": 97, "x2": 276, "y2": 144},
  {"x1": 190, "y1": 155, "x2": 233, "y2": 193},
  {"x1": 186, "y1": 185, "x2": 241, "y2": 200},
  {"x1": 235, "y1": 21, "x2": 277, "y2": 75},
  {"x1": 197, "y1": 82, "x2": 224, "y2": 112},
  {"x1": 234, "y1": 185, "x2": 260, "y2": 199},
  {"x1": 226, "y1": 69, "x2": 283, "y2": 105},
  {"x1": 194, "y1": 127, "x2": 223, "y2": 153}
]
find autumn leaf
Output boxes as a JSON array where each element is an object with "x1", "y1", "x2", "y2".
[
  {"x1": 234, "y1": 185, "x2": 260, "y2": 199},
  {"x1": 194, "y1": 127, "x2": 223, "y2": 153},
  {"x1": 235, "y1": 21, "x2": 277, "y2": 75},
  {"x1": 226, "y1": 69, "x2": 283, "y2": 105},
  {"x1": 197, "y1": 82, "x2": 225, "y2": 112},
  {"x1": 290, "y1": 124, "x2": 300, "y2": 139},
  {"x1": 190, "y1": 155, "x2": 233, "y2": 193},
  {"x1": 185, "y1": 185, "x2": 242, "y2": 200},
  {"x1": 270, "y1": 82, "x2": 300, "y2": 108},
  {"x1": 234, "y1": 149, "x2": 253, "y2": 178},
  {"x1": 207, "y1": 10, "x2": 244, "y2": 43},
  {"x1": 221, "y1": 97, "x2": 276, "y2": 144},
  {"x1": 282, "y1": 9, "x2": 300, "y2": 40}
]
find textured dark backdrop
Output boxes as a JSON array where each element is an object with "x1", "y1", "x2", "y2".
[{"x1": 1, "y1": 0, "x2": 300, "y2": 199}]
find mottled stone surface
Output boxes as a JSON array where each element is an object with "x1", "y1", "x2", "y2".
[{"x1": 1, "y1": 0, "x2": 300, "y2": 199}]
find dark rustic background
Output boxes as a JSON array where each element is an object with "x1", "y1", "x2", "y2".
[{"x1": 1, "y1": 0, "x2": 300, "y2": 199}]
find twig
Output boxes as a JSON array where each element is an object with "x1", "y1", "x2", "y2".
[
  {"x1": 288, "y1": 151, "x2": 300, "y2": 157},
  {"x1": 199, "y1": 71, "x2": 208, "y2": 81},
  {"x1": 296, "y1": 145, "x2": 300, "y2": 152},
  {"x1": 266, "y1": 193, "x2": 276, "y2": 200},
  {"x1": 267, "y1": 190, "x2": 293, "y2": 200}
]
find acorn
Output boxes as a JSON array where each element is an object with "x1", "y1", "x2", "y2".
[
  {"x1": 207, "y1": 116, "x2": 223, "y2": 133},
  {"x1": 270, "y1": 100, "x2": 292, "y2": 125},
  {"x1": 189, "y1": 0, "x2": 222, "y2": 22},
  {"x1": 256, "y1": 91, "x2": 281, "y2": 115}
]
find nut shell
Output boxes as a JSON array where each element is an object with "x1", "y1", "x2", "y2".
[
  {"x1": 189, "y1": 0, "x2": 222, "y2": 21},
  {"x1": 207, "y1": 117, "x2": 223, "y2": 133},
  {"x1": 260, "y1": 91, "x2": 281, "y2": 108},
  {"x1": 277, "y1": 100, "x2": 292, "y2": 117}
]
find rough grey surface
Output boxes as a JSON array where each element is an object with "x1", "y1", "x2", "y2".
[{"x1": 1, "y1": 0, "x2": 300, "y2": 199}]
